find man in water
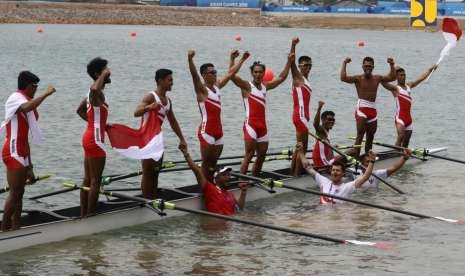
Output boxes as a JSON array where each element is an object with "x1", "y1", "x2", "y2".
[{"x1": 340, "y1": 56, "x2": 396, "y2": 158}]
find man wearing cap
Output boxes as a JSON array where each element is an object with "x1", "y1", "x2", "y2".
[{"x1": 179, "y1": 144, "x2": 248, "y2": 215}]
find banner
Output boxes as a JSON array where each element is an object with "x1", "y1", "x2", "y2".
[{"x1": 410, "y1": 0, "x2": 437, "y2": 27}]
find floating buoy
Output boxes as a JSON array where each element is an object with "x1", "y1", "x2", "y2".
[
  {"x1": 358, "y1": 40, "x2": 365, "y2": 47},
  {"x1": 36, "y1": 27, "x2": 44, "y2": 33},
  {"x1": 130, "y1": 32, "x2": 137, "y2": 37},
  {"x1": 263, "y1": 68, "x2": 274, "y2": 83},
  {"x1": 234, "y1": 35, "x2": 241, "y2": 42}
]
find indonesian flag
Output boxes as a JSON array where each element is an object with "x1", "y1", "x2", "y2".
[
  {"x1": 437, "y1": 18, "x2": 462, "y2": 65},
  {"x1": 107, "y1": 109, "x2": 164, "y2": 161}
]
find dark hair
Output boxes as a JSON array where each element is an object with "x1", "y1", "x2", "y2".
[
  {"x1": 332, "y1": 159, "x2": 346, "y2": 171},
  {"x1": 321, "y1": 110, "x2": 335, "y2": 119},
  {"x1": 362, "y1": 56, "x2": 374, "y2": 65},
  {"x1": 18, "y1": 71, "x2": 40, "y2": 90},
  {"x1": 155, "y1": 68, "x2": 173, "y2": 84},
  {"x1": 250, "y1": 61, "x2": 266, "y2": 73},
  {"x1": 200, "y1": 63, "x2": 214, "y2": 75},
  {"x1": 87, "y1": 57, "x2": 108, "y2": 80},
  {"x1": 396, "y1": 67, "x2": 405, "y2": 74},
  {"x1": 298, "y1": 56, "x2": 312, "y2": 64}
]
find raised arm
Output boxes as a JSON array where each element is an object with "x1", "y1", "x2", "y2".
[
  {"x1": 408, "y1": 65, "x2": 438, "y2": 89},
  {"x1": 296, "y1": 142, "x2": 317, "y2": 177},
  {"x1": 313, "y1": 101, "x2": 324, "y2": 133},
  {"x1": 179, "y1": 144, "x2": 207, "y2": 189},
  {"x1": 237, "y1": 182, "x2": 249, "y2": 210},
  {"x1": 19, "y1": 85, "x2": 56, "y2": 113},
  {"x1": 231, "y1": 74, "x2": 251, "y2": 92},
  {"x1": 354, "y1": 151, "x2": 376, "y2": 188},
  {"x1": 381, "y1": 81, "x2": 399, "y2": 97},
  {"x1": 166, "y1": 101, "x2": 187, "y2": 148},
  {"x1": 134, "y1": 94, "x2": 156, "y2": 117},
  {"x1": 89, "y1": 68, "x2": 110, "y2": 106},
  {"x1": 187, "y1": 50, "x2": 208, "y2": 101},
  {"x1": 290, "y1": 37, "x2": 304, "y2": 87},
  {"x1": 340, "y1": 57, "x2": 357, "y2": 83},
  {"x1": 380, "y1": 57, "x2": 396, "y2": 82},
  {"x1": 265, "y1": 52, "x2": 293, "y2": 90},
  {"x1": 76, "y1": 98, "x2": 88, "y2": 121},
  {"x1": 386, "y1": 149, "x2": 411, "y2": 176},
  {"x1": 217, "y1": 50, "x2": 250, "y2": 89}
]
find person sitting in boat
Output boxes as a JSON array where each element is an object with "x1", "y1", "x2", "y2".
[
  {"x1": 355, "y1": 148, "x2": 412, "y2": 191},
  {"x1": 179, "y1": 144, "x2": 249, "y2": 215},
  {"x1": 296, "y1": 142, "x2": 375, "y2": 204},
  {"x1": 311, "y1": 101, "x2": 336, "y2": 172}
]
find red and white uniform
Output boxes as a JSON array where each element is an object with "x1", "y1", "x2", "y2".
[
  {"x1": 292, "y1": 78, "x2": 312, "y2": 133},
  {"x1": 395, "y1": 85, "x2": 413, "y2": 131},
  {"x1": 243, "y1": 82, "x2": 268, "y2": 142},
  {"x1": 142, "y1": 91, "x2": 170, "y2": 127},
  {"x1": 1, "y1": 90, "x2": 41, "y2": 169},
  {"x1": 82, "y1": 91, "x2": 108, "y2": 158},
  {"x1": 203, "y1": 181, "x2": 238, "y2": 215},
  {"x1": 312, "y1": 131, "x2": 334, "y2": 168},
  {"x1": 198, "y1": 86, "x2": 223, "y2": 147},
  {"x1": 355, "y1": 99, "x2": 377, "y2": 123}
]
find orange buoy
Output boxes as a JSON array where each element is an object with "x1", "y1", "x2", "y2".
[
  {"x1": 130, "y1": 32, "x2": 137, "y2": 37},
  {"x1": 263, "y1": 68, "x2": 274, "y2": 83},
  {"x1": 235, "y1": 35, "x2": 241, "y2": 41},
  {"x1": 358, "y1": 40, "x2": 365, "y2": 47},
  {"x1": 36, "y1": 27, "x2": 44, "y2": 33}
]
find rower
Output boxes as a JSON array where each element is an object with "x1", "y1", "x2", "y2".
[
  {"x1": 187, "y1": 49, "x2": 250, "y2": 181},
  {"x1": 296, "y1": 142, "x2": 375, "y2": 204},
  {"x1": 289, "y1": 37, "x2": 313, "y2": 176},
  {"x1": 1, "y1": 71, "x2": 56, "y2": 231},
  {"x1": 134, "y1": 69, "x2": 187, "y2": 199},
  {"x1": 178, "y1": 144, "x2": 249, "y2": 216},
  {"x1": 340, "y1": 56, "x2": 396, "y2": 158},
  {"x1": 230, "y1": 46, "x2": 293, "y2": 176},
  {"x1": 356, "y1": 149, "x2": 412, "y2": 191},
  {"x1": 311, "y1": 101, "x2": 336, "y2": 172},
  {"x1": 77, "y1": 57, "x2": 111, "y2": 217},
  {"x1": 381, "y1": 65, "x2": 437, "y2": 147}
]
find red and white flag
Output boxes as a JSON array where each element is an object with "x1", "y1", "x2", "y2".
[
  {"x1": 437, "y1": 17, "x2": 462, "y2": 65},
  {"x1": 107, "y1": 110, "x2": 164, "y2": 161}
]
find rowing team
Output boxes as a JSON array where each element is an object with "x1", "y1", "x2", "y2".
[{"x1": 1, "y1": 37, "x2": 434, "y2": 231}]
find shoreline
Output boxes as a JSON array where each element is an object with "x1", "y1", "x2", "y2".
[{"x1": 0, "y1": 1, "x2": 448, "y2": 30}]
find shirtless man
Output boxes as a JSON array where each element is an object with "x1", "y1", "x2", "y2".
[
  {"x1": 188, "y1": 49, "x2": 250, "y2": 181},
  {"x1": 381, "y1": 65, "x2": 437, "y2": 147},
  {"x1": 340, "y1": 56, "x2": 396, "y2": 158}
]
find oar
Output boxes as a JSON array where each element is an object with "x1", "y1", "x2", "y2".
[
  {"x1": 65, "y1": 183, "x2": 395, "y2": 249},
  {"x1": 356, "y1": 138, "x2": 465, "y2": 165},
  {"x1": 309, "y1": 132, "x2": 405, "y2": 194},
  {"x1": 0, "y1": 174, "x2": 52, "y2": 194},
  {"x1": 348, "y1": 137, "x2": 425, "y2": 161},
  {"x1": 232, "y1": 173, "x2": 465, "y2": 225}
]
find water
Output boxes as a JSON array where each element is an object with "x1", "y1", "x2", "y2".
[{"x1": 0, "y1": 24, "x2": 464, "y2": 275}]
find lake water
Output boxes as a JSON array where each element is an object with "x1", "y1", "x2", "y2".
[{"x1": 0, "y1": 24, "x2": 464, "y2": 275}]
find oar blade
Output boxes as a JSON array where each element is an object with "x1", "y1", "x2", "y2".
[{"x1": 345, "y1": 240, "x2": 397, "y2": 250}]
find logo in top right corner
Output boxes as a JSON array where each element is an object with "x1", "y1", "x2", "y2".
[{"x1": 410, "y1": 0, "x2": 437, "y2": 27}]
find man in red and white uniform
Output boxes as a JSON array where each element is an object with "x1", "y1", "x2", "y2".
[
  {"x1": 179, "y1": 144, "x2": 248, "y2": 216},
  {"x1": 134, "y1": 69, "x2": 187, "y2": 199},
  {"x1": 289, "y1": 37, "x2": 313, "y2": 176},
  {"x1": 1, "y1": 71, "x2": 56, "y2": 231},
  {"x1": 341, "y1": 56, "x2": 396, "y2": 159},
  {"x1": 77, "y1": 57, "x2": 111, "y2": 217},
  {"x1": 381, "y1": 65, "x2": 437, "y2": 147},
  {"x1": 188, "y1": 49, "x2": 249, "y2": 181},
  {"x1": 231, "y1": 48, "x2": 294, "y2": 176},
  {"x1": 311, "y1": 101, "x2": 336, "y2": 170},
  {"x1": 297, "y1": 143, "x2": 376, "y2": 204}
]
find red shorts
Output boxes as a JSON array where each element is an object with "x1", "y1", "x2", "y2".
[
  {"x1": 2, "y1": 155, "x2": 29, "y2": 170},
  {"x1": 83, "y1": 142, "x2": 106, "y2": 158},
  {"x1": 395, "y1": 115, "x2": 413, "y2": 131},
  {"x1": 198, "y1": 126, "x2": 224, "y2": 147},
  {"x1": 293, "y1": 117, "x2": 309, "y2": 134},
  {"x1": 355, "y1": 107, "x2": 377, "y2": 123},
  {"x1": 243, "y1": 120, "x2": 268, "y2": 142}
]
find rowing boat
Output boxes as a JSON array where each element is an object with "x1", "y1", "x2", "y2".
[{"x1": 0, "y1": 147, "x2": 447, "y2": 254}]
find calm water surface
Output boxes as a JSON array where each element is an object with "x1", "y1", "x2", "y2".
[{"x1": 0, "y1": 24, "x2": 464, "y2": 275}]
